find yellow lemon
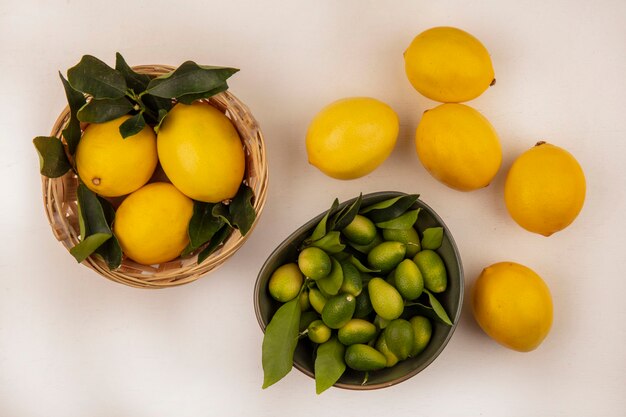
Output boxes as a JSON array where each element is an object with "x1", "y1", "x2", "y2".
[
  {"x1": 504, "y1": 142, "x2": 586, "y2": 236},
  {"x1": 306, "y1": 97, "x2": 399, "y2": 180},
  {"x1": 157, "y1": 102, "x2": 245, "y2": 203},
  {"x1": 472, "y1": 262, "x2": 553, "y2": 352},
  {"x1": 113, "y1": 182, "x2": 194, "y2": 265},
  {"x1": 404, "y1": 26, "x2": 495, "y2": 103},
  {"x1": 75, "y1": 115, "x2": 157, "y2": 197},
  {"x1": 416, "y1": 103, "x2": 502, "y2": 191}
]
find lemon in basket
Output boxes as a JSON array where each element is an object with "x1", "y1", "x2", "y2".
[
  {"x1": 157, "y1": 102, "x2": 246, "y2": 203},
  {"x1": 113, "y1": 182, "x2": 194, "y2": 265},
  {"x1": 75, "y1": 115, "x2": 158, "y2": 197}
]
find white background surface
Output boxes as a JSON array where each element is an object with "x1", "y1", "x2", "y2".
[{"x1": 1, "y1": 0, "x2": 625, "y2": 415}]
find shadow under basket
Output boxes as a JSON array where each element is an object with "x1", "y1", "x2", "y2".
[{"x1": 41, "y1": 64, "x2": 268, "y2": 289}]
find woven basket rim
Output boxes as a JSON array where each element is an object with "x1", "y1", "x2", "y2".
[{"x1": 42, "y1": 64, "x2": 268, "y2": 289}]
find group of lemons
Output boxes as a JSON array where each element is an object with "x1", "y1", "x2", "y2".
[
  {"x1": 305, "y1": 27, "x2": 587, "y2": 352},
  {"x1": 75, "y1": 102, "x2": 245, "y2": 265}
]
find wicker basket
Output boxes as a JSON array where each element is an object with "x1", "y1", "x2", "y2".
[{"x1": 42, "y1": 64, "x2": 268, "y2": 289}]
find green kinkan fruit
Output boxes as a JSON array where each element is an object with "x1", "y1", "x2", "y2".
[
  {"x1": 342, "y1": 214, "x2": 377, "y2": 245},
  {"x1": 349, "y1": 232, "x2": 383, "y2": 254},
  {"x1": 394, "y1": 259, "x2": 424, "y2": 300},
  {"x1": 309, "y1": 288, "x2": 328, "y2": 314},
  {"x1": 344, "y1": 344, "x2": 387, "y2": 371},
  {"x1": 338, "y1": 319, "x2": 377, "y2": 346},
  {"x1": 268, "y1": 263, "x2": 304, "y2": 302},
  {"x1": 354, "y1": 287, "x2": 374, "y2": 318},
  {"x1": 308, "y1": 320, "x2": 332, "y2": 344},
  {"x1": 368, "y1": 277, "x2": 404, "y2": 321},
  {"x1": 367, "y1": 241, "x2": 406, "y2": 274},
  {"x1": 321, "y1": 293, "x2": 356, "y2": 329},
  {"x1": 375, "y1": 334, "x2": 399, "y2": 367},
  {"x1": 413, "y1": 249, "x2": 447, "y2": 293},
  {"x1": 299, "y1": 289, "x2": 311, "y2": 311},
  {"x1": 382, "y1": 227, "x2": 421, "y2": 257},
  {"x1": 384, "y1": 319, "x2": 415, "y2": 361},
  {"x1": 409, "y1": 316, "x2": 433, "y2": 357},
  {"x1": 339, "y1": 261, "x2": 363, "y2": 296},
  {"x1": 298, "y1": 246, "x2": 332, "y2": 280}
]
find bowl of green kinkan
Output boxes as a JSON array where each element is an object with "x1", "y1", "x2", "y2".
[{"x1": 254, "y1": 191, "x2": 463, "y2": 393}]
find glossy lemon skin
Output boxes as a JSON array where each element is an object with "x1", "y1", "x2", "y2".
[
  {"x1": 415, "y1": 103, "x2": 502, "y2": 191},
  {"x1": 404, "y1": 26, "x2": 495, "y2": 103},
  {"x1": 306, "y1": 97, "x2": 399, "y2": 180},
  {"x1": 113, "y1": 182, "x2": 194, "y2": 265},
  {"x1": 472, "y1": 262, "x2": 553, "y2": 352},
  {"x1": 76, "y1": 115, "x2": 157, "y2": 197},
  {"x1": 157, "y1": 102, "x2": 245, "y2": 203},
  {"x1": 504, "y1": 142, "x2": 586, "y2": 236}
]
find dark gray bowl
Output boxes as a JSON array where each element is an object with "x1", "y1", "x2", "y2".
[{"x1": 254, "y1": 191, "x2": 463, "y2": 390}]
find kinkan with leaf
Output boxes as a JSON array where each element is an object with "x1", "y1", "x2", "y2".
[{"x1": 261, "y1": 193, "x2": 456, "y2": 393}]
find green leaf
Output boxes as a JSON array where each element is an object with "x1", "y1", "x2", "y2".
[
  {"x1": 330, "y1": 193, "x2": 363, "y2": 231},
  {"x1": 360, "y1": 196, "x2": 403, "y2": 213},
  {"x1": 348, "y1": 255, "x2": 380, "y2": 273},
  {"x1": 77, "y1": 197, "x2": 87, "y2": 239},
  {"x1": 67, "y1": 55, "x2": 127, "y2": 99},
  {"x1": 184, "y1": 202, "x2": 225, "y2": 254},
  {"x1": 310, "y1": 231, "x2": 345, "y2": 254},
  {"x1": 146, "y1": 61, "x2": 239, "y2": 99},
  {"x1": 176, "y1": 82, "x2": 229, "y2": 105},
  {"x1": 142, "y1": 94, "x2": 173, "y2": 125},
  {"x1": 73, "y1": 184, "x2": 113, "y2": 239},
  {"x1": 404, "y1": 301, "x2": 430, "y2": 309},
  {"x1": 316, "y1": 258, "x2": 344, "y2": 296},
  {"x1": 77, "y1": 97, "x2": 133, "y2": 123},
  {"x1": 59, "y1": 73, "x2": 86, "y2": 154},
  {"x1": 95, "y1": 234, "x2": 122, "y2": 270},
  {"x1": 33, "y1": 136, "x2": 72, "y2": 178},
  {"x1": 211, "y1": 203, "x2": 232, "y2": 226},
  {"x1": 98, "y1": 195, "x2": 116, "y2": 226},
  {"x1": 118, "y1": 112, "x2": 146, "y2": 138},
  {"x1": 69, "y1": 184, "x2": 114, "y2": 263},
  {"x1": 423, "y1": 289, "x2": 452, "y2": 326},
  {"x1": 363, "y1": 194, "x2": 419, "y2": 223},
  {"x1": 361, "y1": 372, "x2": 370, "y2": 386},
  {"x1": 114, "y1": 52, "x2": 150, "y2": 93},
  {"x1": 262, "y1": 297, "x2": 302, "y2": 389},
  {"x1": 421, "y1": 227, "x2": 444, "y2": 250},
  {"x1": 376, "y1": 209, "x2": 420, "y2": 230},
  {"x1": 333, "y1": 251, "x2": 351, "y2": 262},
  {"x1": 299, "y1": 310, "x2": 319, "y2": 333},
  {"x1": 94, "y1": 197, "x2": 122, "y2": 270},
  {"x1": 69, "y1": 233, "x2": 112, "y2": 263},
  {"x1": 113, "y1": 53, "x2": 173, "y2": 124},
  {"x1": 404, "y1": 302, "x2": 444, "y2": 325},
  {"x1": 153, "y1": 108, "x2": 169, "y2": 133},
  {"x1": 197, "y1": 225, "x2": 232, "y2": 264},
  {"x1": 310, "y1": 198, "x2": 339, "y2": 242},
  {"x1": 314, "y1": 337, "x2": 346, "y2": 394},
  {"x1": 229, "y1": 184, "x2": 256, "y2": 236}
]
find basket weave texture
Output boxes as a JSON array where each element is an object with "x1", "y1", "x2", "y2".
[{"x1": 42, "y1": 64, "x2": 268, "y2": 289}]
